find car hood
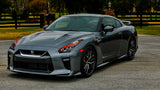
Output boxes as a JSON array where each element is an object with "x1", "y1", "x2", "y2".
[{"x1": 19, "y1": 31, "x2": 94, "y2": 47}]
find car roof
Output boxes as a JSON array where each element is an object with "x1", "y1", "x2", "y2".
[{"x1": 64, "y1": 14, "x2": 114, "y2": 18}]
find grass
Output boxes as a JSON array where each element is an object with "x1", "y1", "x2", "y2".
[
  {"x1": 0, "y1": 20, "x2": 15, "y2": 23},
  {"x1": 0, "y1": 26, "x2": 159, "y2": 40},
  {"x1": 0, "y1": 27, "x2": 43, "y2": 40},
  {"x1": 136, "y1": 26, "x2": 160, "y2": 36}
]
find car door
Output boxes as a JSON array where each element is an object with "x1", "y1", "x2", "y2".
[{"x1": 99, "y1": 17, "x2": 122, "y2": 62}]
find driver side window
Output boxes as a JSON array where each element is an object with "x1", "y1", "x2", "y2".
[
  {"x1": 102, "y1": 17, "x2": 116, "y2": 28},
  {"x1": 114, "y1": 19, "x2": 122, "y2": 28}
]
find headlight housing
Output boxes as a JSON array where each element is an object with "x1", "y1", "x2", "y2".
[
  {"x1": 59, "y1": 40, "x2": 83, "y2": 53},
  {"x1": 10, "y1": 38, "x2": 21, "y2": 50}
]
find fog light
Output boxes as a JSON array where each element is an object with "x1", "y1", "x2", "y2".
[
  {"x1": 62, "y1": 58, "x2": 70, "y2": 70},
  {"x1": 62, "y1": 58, "x2": 70, "y2": 61}
]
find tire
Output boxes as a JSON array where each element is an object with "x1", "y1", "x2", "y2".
[
  {"x1": 127, "y1": 37, "x2": 137, "y2": 60},
  {"x1": 80, "y1": 46, "x2": 97, "y2": 77}
]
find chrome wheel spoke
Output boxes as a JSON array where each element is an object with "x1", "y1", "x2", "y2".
[
  {"x1": 87, "y1": 61, "x2": 95, "y2": 65},
  {"x1": 84, "y1": 64, "x2": 89, "y2": 73},
  {"x1": 82, "y1": 47, "x2": 96, "y2": 75},
  {"x1": 88, "y1": 51, "x2": 92, "y2": 60},
  {"x1": 128, "y1": 39, "x2": 136, "y2": 57},
  {"x1": 129, "y1": 49, "x2": 132, "y2": 56},
  {"x1": 90, "y1": 54, "x2": 95, "y2": 59}
]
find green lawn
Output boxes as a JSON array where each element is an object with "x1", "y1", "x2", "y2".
[
  {"x1": 0, "y1": 27, "x2": 43, "y2": 40},
  {"x1": 136, "y1": 26, "x2": 160, "y2": 36},
  {"x1": 0, "y1": 26, "x2": 159, "y2": 40}
]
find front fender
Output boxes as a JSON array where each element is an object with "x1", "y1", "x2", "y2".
[{"x1": 72, "y1": 37, "x2": 103, "y2": 66}]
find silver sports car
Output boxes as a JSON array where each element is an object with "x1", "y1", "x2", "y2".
[{"x1": 7, "y1": 14, "x2": 138, "y2": 77}]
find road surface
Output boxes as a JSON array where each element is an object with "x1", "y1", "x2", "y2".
[{"x1": 0, "y1": 35, "x2": 160, "y2": 89}]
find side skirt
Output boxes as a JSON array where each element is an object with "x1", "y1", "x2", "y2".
[
  {"x1": 96, "y1": 54, "x2": 127, "y2": 68},
  {"x1": 96, "y1": 62, "x2": 110, "y2": 68},
  {"x1": 118, "y1": 54, "x2": 127, "y2": 60}
]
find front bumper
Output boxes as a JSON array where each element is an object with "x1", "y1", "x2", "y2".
[{"x1": 7, "y1": 45, "x2": 82, "y2": 76}]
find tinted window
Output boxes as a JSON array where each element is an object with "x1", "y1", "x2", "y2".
[
  {"x1": 102, "y1": 17, "x2": 116, "y2": 27},
  {"x1": 47, "y1": 16, "x2": 100, "y2": 32},
  {"x1": 54, "y1": 17, "x2": 70, "y2": 29},
  {"x1": 115, "y1": 19, "x2": 122, "y2": 27}
]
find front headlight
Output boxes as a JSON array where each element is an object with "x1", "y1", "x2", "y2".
[
  {"x1": 59, "y1": 40, "x2": 83, "y2": 53},
  {"x1": 10, "y1": 38, "x2": 21, "y2": 50}
]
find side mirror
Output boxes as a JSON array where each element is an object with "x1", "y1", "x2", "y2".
[
  {"x1": 44, "y1": 25, "x2": 48, "y2": 30},
  {"x1": 122, "y1": 20, "x2": 131, "y2": 25},
  {"x1": 104, "y1": 26, "x2": 114, "y2": 32}
]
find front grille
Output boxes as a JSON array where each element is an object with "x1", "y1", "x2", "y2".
[
  {"x1": 18, "y1": 50, "x2": 49, "y2": 56},
  {"x1": 13, "y1": 50, "x2": 53, "y2": 73}
]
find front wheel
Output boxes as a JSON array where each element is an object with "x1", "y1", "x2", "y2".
[
  {"x1": 127, "y1": 37, "x2": 137, "y2": 60},
  {"x1": 80, "y1": 46, "x2": 97, "y2": 77}
]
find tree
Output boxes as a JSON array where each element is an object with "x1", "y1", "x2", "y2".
[
  {"x1": 84, "y1": 0, "x2": 106, "y2": 14},
  {"x1": 27, "y1": 0, "x2": 47, "y2": 14},
  {"x1": 50, "y1": 0, "x2": 106, "y2": 14},
  {"x1": 0, "y1": 0, "x2": 10, "y2": 19},
  {"x1": 64, "y1": 0, "x2": 106, "y2": 14},
  {"x1": 112, "y1": 0, "x2": 133, "y2": 15},
  {"x1": 0, "y1": 0, "x2": 11, "y2": 14},
  {"x1": 151, "y1": 0, "x2": 160, "y2": 11},
  {"x1": 50, "y1": 0, "x2": 65, "y2": 16},
  {"x1": 49, "y1": 0, "x2": 155, "y2": 15},
  {"x1": 64, "y1": 0, "x2": 83, "y2": 14},
  {"x1": 135, "y1": 0, "x2": 151, "y2": 13}
]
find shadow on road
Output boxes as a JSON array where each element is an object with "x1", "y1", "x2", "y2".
[
  {"x1": 95, "y1": 58, "x2": 128, "y2": 74},
  {"x1": 8, "y1": 72, "x2": 82, "y2": 82},
  {"x1": 8, "y1": 58, "x2": 129, "y2": 82}
]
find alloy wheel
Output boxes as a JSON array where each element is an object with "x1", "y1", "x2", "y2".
[{"x1": 81, "y1": 46, "x2": 96, "y2": 77}]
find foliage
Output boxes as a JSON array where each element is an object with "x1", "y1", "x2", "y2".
[
  {"x1": 84, "y1": 0, "x2": 106, "y2": 14},
  {"x1": 27, "y1": 0, "x2": 47, "y2": 13},
  {"x1": 0, "y1": 0, "x2": 11, "y2": 14},
  {"x1": 151, "y1": 0, "x2": 160, "y2": 11},
  {"x1": 64, "y1": 0, "x2": 84, "y2": 13},
  {"x1": 50, "y1": 0, "x2": 65, "y2": 16},
  {"x1": 112, "y1": 0, "x2": 133, "y2": 15},
  {"x1": 135, "y1": 0, "x2": 151, "y2": 13},
  {"x1": 49, "y1": 0, "x2": 160, "y2": 15},
  {"x1": 50, "y1": 0, "x2": 106, "y2": 14}
]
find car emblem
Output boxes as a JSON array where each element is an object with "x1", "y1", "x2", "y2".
[{"x1": 31, "y1": 50, "x2": 34, "y2": 54}]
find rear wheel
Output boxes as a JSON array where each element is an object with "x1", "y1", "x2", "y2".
[
  {"x1": 80, "y1": 46, "x2": 96, "y2": 77},
  {"x1": 127, "y1": 37, "x2": 137, "y2": 60}
]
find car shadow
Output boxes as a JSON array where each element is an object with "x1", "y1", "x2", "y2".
[
  {"x1": 94, "y1": 58, "x2": 129, "y2": 74},
  {"x1": 8, "y1": 72, "x2": 82, "y2": 82},
  {"x1": 8, "y1": 58, "x2": 129, "y2": 82}
]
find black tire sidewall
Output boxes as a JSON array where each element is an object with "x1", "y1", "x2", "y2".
[{"x1": 127, "y1": 38, "x2": 136, "y2": 60}]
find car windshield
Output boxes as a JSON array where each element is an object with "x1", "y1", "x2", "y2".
[{"x1": 47, "y1": 16, "x2": 100, "y2": 32}]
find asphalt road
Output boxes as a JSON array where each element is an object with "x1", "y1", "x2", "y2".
[{"x1": 0, "y1": 35, "x2": 160, "y2": 90}]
